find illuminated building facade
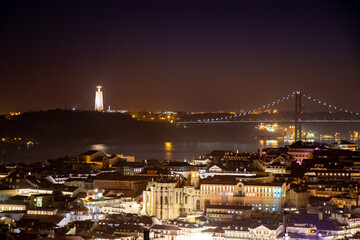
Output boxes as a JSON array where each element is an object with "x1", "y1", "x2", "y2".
[
  {"x1": 142, "y1": 181, "x2": 201, "y2": 220},
  {"x1": 287, "y1": 141, "x2": 327, "y2": 165},
  {"x1": 200, "y1": 179, "x2": 288, "y2": 212},
  {"x1": 240, "y1": 181, "x2": 288, "y2": 212},
  {"x1": 142, "y1": 170, "x2": 201, "y2": 220},
  {"x1": 95, "y1": 85, "x2": 103, "y2": 111},
  {"x1": 200, "y1": 182, "x2": 237, "y2": 210}
]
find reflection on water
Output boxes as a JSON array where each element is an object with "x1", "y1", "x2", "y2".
[
  {"x1": 1, "y1": 141, "x2": 265, "y2": 163},
  {"x1": 1, "y1": 139, "x2": 358, "y2": 163},
  {"x1": 259, "y1": 139, "x2": 286, "y2": 148},
  {"x1": 164, "y1": 142, "x2": 173, "y2": 160},
  {"x1": 90, "y1": 144, "x2": 108, "y2": 152},
  {"x1": 265, "y1": 140, "x2": 278, "y2": 147}
]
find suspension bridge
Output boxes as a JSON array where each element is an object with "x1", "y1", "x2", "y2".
[{"x1": 177, "y1": 91, "x2": 360, "y2": 141}]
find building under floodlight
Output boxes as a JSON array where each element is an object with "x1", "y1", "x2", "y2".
[{"x1": 95, "y1": 85, "x2": 103, "y2": 111}]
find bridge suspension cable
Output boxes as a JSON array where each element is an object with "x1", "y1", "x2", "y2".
[
  {"x1": 198, "y1": 92, "x2": 296, "y2": 122},
  {"x1": 193, "y1": 91, "x2": 359, "y2": 123},
  {"x1": 302, "y1": 93, "x2": 359, "y2": 116}
]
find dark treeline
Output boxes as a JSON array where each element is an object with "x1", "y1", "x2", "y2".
[
  {"x1": 0, "y1": 109, "x2": 172, "y2": 142},
  {"x1": 0, "y1": 109, "x2": 255, "y2": 143}
]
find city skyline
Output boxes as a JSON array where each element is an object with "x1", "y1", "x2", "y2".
[
  {"x1": 1, "y1": 2, "x2": 360, "y2": 239},
  {"x1": 0, "y1": 1, "x2": 359, "y2": 114}
]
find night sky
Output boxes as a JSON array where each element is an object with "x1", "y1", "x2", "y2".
[{"x1": 0, "y1": 0, "x2": 359, "y2": 113}]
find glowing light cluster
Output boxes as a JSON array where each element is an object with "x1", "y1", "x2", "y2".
[{"x1": 258, "y1": 123, "x2": 278, "y2": 132}]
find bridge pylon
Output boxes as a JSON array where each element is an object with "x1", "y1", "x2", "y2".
[{"x1": 294, "y1": 91, "x2": 302, "y2": 141}]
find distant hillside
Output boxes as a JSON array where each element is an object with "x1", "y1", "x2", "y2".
[
  {"x1": 0, "y1": 109, "x2": 176, "y2": 142},
  {"x1": 3, "y1": 109, "x2": 358, "y2": 143},
  {"x1": 0, "y1": 109, "x2": 257, "y2": 143}
]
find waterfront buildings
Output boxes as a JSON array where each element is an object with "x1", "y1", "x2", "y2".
[
  {"x1": 0, "y1": 141, "x2": 359, "y2": 239},
  {"x1": 285, "y1": 141, "x2": 328, "y2": 165}
]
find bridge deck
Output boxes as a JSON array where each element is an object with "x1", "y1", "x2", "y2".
[{"x1": 178, "y1": 119, "x2": 360, "y2": 125}]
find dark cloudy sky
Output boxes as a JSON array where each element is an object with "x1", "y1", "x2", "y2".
[{"x1": 0, "y1": 0, "x2": 359, "y2": 113}]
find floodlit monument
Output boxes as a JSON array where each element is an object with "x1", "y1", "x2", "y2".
[{"x1": 95, "y1": 85, "x2": 104, "y2": 111}]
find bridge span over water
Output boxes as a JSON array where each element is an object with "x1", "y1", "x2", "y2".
[
  {"x1": 177, "y1": 91, "x2": 360, "y2": 141},
  {"x1": 178, "y1": 119, "x2": 360, "y2": 125}
]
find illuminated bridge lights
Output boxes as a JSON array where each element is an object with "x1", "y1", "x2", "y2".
[{"x1": 195, "y1": 91, "x2": 359, "y2": 123}]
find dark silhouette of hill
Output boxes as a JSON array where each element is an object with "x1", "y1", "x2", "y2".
[
  {"x1": 0, "y1": 109, "x2": 177, "y2": 142},
  {"x1": 3, "y1": 109, "x2": 357, "y2": 143},
  {"x1": 0, "y1": 109, "x2": 257, "y2": 143}
]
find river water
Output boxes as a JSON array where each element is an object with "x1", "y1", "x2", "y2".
[
  {"x1": 0, "y1": 140, "x2": 285, "y2": 163},
  {"x1": 2, "y1": 139, "x2": 360, "y2": 163}
]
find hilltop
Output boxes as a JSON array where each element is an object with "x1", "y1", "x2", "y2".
[
  {"x1": 0, "y1": 109, "x2": 176, "y2": 142},
  {"x1": 0, "y1": 109, "x2": 259, "y2": 143}
]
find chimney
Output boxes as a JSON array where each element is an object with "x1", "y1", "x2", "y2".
[
  {"x1": 318, "y1": 212, "x2": 323, "y2": 220},
  {"x1": 144, "y1": 229, "x2": 150, "y2": 240}
]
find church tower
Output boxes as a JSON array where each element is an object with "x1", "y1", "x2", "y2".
[{"x1": 190, "y1": 167, "x2": 200, "y2": 188}]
